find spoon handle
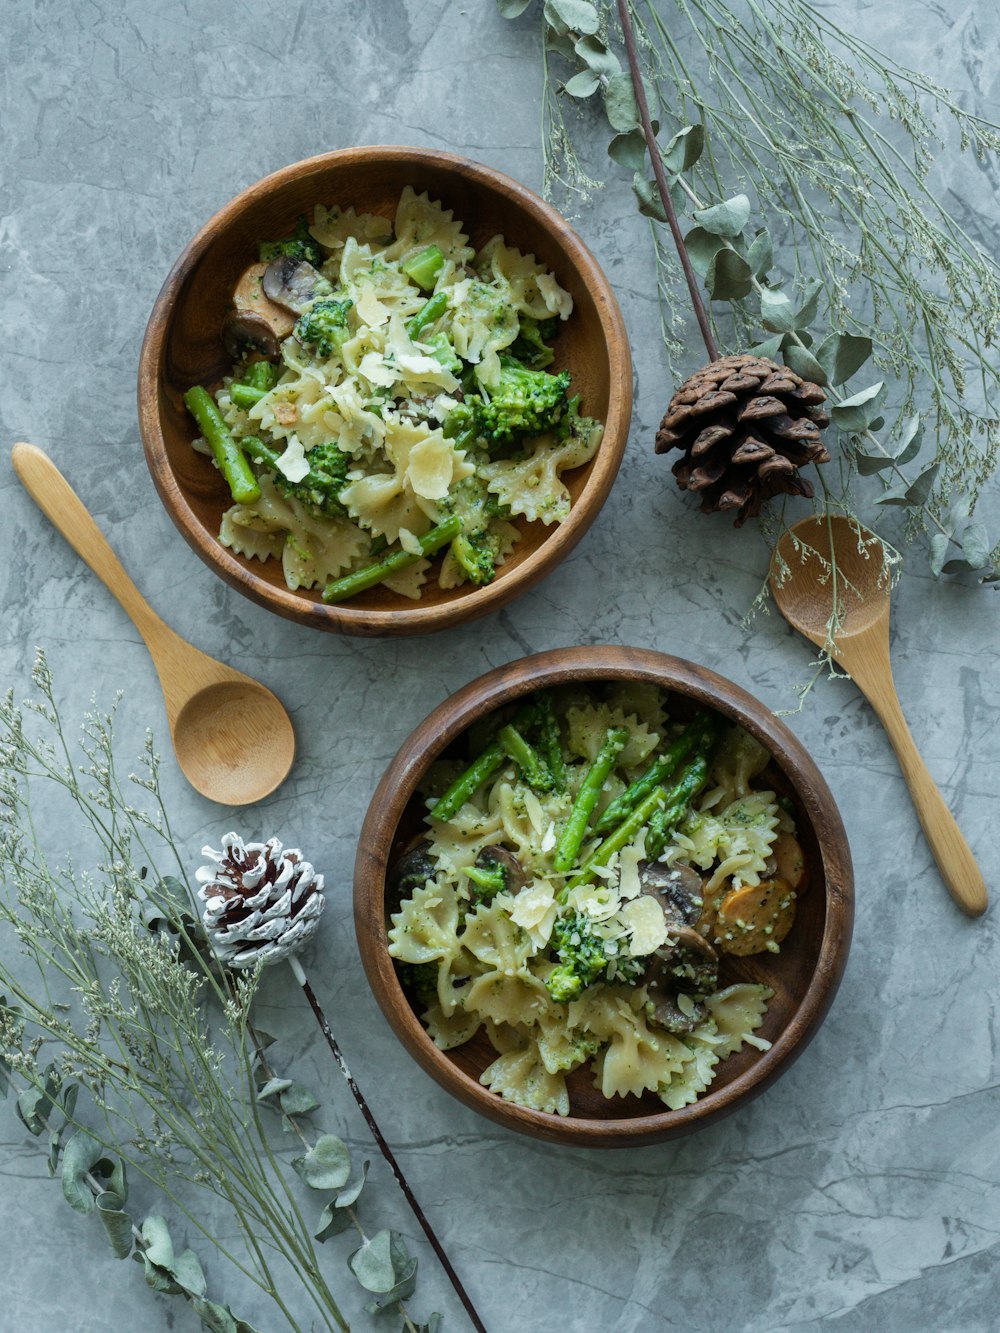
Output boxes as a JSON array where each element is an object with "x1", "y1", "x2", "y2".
[
  {"x1": 855, "y1": 661, "x2": 988, "y2": 917},
  {"x1": 11, "y1": 443, "x2": 169, "y2": 645}
]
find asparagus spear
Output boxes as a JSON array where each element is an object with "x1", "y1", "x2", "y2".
[
  {"x1": 553, "y1": 726, "x2": 629, "y2": 873},
  {"x1": 322, "y1": 515, "x2": 462, "y2": 604},
  {"x1": 402, "y1": 244, "x2": 445, "y2": 291},
  {"x1": 561, "y1": 784, "x2": 668, "y2": 896},
  {"x1": 406, "y1": 291, "x2": 448, "y2": 340},
  {"x1": 183, "y1": 385, "x2": 260, "y2": 504},
  {"x1": 593, "y1": 713, "x2": 711, "y2": 835},
  {"x1": 536, "y1": 694, "x2": 566, "y2": 792},
  {"x1": 429, "y1": 701, "x2": 539, "y2": 823},
  {"x1": 229, "y1": 360, "x2": 279, "y2": 409},
  {"x1": 498, "y1": 723, "x2": 555, "y2": 793},
  {"x1": 645, "y1": 753, "x2": 711, "y2": 860}
]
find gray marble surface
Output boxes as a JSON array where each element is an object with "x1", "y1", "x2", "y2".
[{"x1": 2, "y1": 1, "x2": 998, "y2": 1329}]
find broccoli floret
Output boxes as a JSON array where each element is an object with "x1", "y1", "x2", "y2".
[
  {"x1": 544, "y1": 911, "x2": 608, "y2": 1003},
  {"x1": 464, "y1": 860, "x2": 507, "y2": 902},
  {"x1": 250, "y1": 438, "x2": 350, "y2": 517},
  {"x1": 475, "y1": 359, "x2": 572, "y2": 444},
  {"x1": 509, "y1": 316, "x2": 558, "y2": 369},
  {"x1": 450, "y1": 529, "x2": 504, "y2": 587},
  {"x1": 398, "y1": 962, "x2": 438, "y2": 1014},
  {"x1": 294, "y1": 298, "x2": 354, "y2": 359},
  {"x1": 259, "y1": 214, "x2": 323, "y2": 268}
]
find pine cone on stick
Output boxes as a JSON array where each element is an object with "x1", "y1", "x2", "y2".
[
  {"x1": 655, "y1": 354, "x2": 831, "y2": 525},
  {"x1": 197, "y1": 832, "x2": 325, "y2": 968}
]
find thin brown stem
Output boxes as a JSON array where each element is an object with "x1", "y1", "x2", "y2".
[
  {"x1": 287, "y1": 957, "x2": 487, "y2": 1333},
  {"x1": 616, "y1": 0, "x2": 718, "y2": 361}
]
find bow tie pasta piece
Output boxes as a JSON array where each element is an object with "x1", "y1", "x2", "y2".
[
  {"x1": 704, "y1": 984, "x2": 773, "y2": 1058},
  {"x1": 480, "y1": 1042, "x2": 570, "y2": 1117},
  {"x1": 309, "y1": 204, "x2": 393, "y2": 254},
  {"x1": 480, "y1": 421, "x2": 602, "y2": 526},
  {"x1": 658, "y1": 1030, "x2": 722, "y2": 1110},
  {"x1": 476, "y1": 236, "x2": 573, "y2": 322},
  {"x1": 384, "y1": 187, "x2": 475, "y2": 267}
]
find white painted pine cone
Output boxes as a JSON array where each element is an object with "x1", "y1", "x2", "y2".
[{"x1": 196, "y1": 832, "x2": 325, "y2": 968}]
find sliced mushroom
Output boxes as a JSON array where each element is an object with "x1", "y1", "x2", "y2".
[
  {"x1": 644, "y1": 986, "x2": 707, "y2": 1035},
  {"x1": 222, "y1": 310, "x2": 281, "y2": 362},
  {"x1": 474, "y1": 846, "x2": 526, "y2": 897},
  {"x1": 232, "y1": 262, "x2": 296, "y2": 340},
  {"x1": 386, "y1": 841, "x2": 436, "y2": 910},
  {"x1": 262, "y1": 255, "x2": 324, "y2": 313},
  {"x1": 638, "y1": 859, "x2": 704, "y2": 927}
]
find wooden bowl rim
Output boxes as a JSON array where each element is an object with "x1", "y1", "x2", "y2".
[
  {"x1": 138, "y1": 145, "x2": 632, "y2": 637},
  {"x1": 354, "y1": 644, "x2": 854, "y2": 1147}
]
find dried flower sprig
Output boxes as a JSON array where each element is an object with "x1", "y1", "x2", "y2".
[
  {"x1": 499, "y1": 0, "x2": 1000, "y2": 584},
  {"x1": 0, "y1": 654, "x2": 447, "y2": 1332}
]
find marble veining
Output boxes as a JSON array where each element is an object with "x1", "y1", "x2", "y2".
[{"x1": 1, "y1": 1, "x2": 998, "y2": 1329}]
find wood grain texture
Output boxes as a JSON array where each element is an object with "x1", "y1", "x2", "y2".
[
  {"x1": 771, "y1": 516, "x2": 987, "y2": 918},
  {"x1": 138, "y1": 146, "x2": 632, "y2": 637},
  {"x1": 12, "y1": 443, "x2": 295, "y2": 807},
  {"x1": 353, "y1": 645, "x2": 854, "y2": 1147}
]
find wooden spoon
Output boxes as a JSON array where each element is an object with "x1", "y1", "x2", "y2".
[
  {"x1": 11, "y1": 443, "x2": 295, "y2": 806},
  {"x1": 770, "y1": 513, "x2": 987, "y2": 917}
]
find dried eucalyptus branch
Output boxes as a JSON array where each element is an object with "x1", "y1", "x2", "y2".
[
  {"x1": 500, "y1": 0, "x2": 1000, "y2": 584},
  {"x1": 0, "y1": 655, "x2": 444, "y2": 1333}
]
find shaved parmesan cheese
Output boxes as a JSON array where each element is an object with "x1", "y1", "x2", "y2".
[
  {"x1": 523, "y1": 790, "x2": 547, "y2": 838},
  {"x1": 618, "y1": 839, "x2": 644, "y2": 901},
  {"x1": 358, "y1": 351, "x2": 396, "y2": 387},
  {"x1": 407, "y1": 434, "x2": 455, "y2": 499},
  {"x1": 398, "y1": 527, "x2": 424, "y2": 556},
  {"x1": 620, "y1": 895, "x2": 668, "y2": 956},
  {"x1": 275, "y1": 435, "x2": 309, "y2": 483},
  {"x1": 355, "y1": 282, "x2": 390, "y2": 327},
  {"x1": 541, "y1": 821, "x2": 557, "y2": 854},
  {"x1": 509, "y1": 880, "x2": 558, "y2": 948}
]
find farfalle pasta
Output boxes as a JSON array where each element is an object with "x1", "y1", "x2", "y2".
[
  {"x1": 184, "y1": 188, "x2": 603, "y2": 602},
  {"x1": 387, "y1": 684, "x2": 810, "y2": 1117}
]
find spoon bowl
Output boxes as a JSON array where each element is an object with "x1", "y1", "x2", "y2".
[
  {"x1": 772, "y1": 515, "x2": 890, "y2": 643},
  {"x1": 11, "y1": 443, "x2": 295, "y2": 807},
  {"x1": 770, "y1": 514, "x2": 986, "y2": 917}
]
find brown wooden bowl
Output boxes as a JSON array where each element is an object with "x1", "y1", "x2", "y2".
[
  {"x1": 138, "y1": 147, "x2": 631, "y2": 637},
  {"x1": 354, "y1": 645, "x2": 853, "y2": 1147}
]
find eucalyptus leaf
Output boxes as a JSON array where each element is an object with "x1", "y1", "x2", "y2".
[
  {"x1": 632, "y1": 174, "x2": 667, "y2": 223},
  {"x1": 873, "y1": 483, "x2": 912, "y2": 507},
  {"x1": 815, "y1": 333, "x2": 872, "y2": 385},
  {"x1": 411, "y1": 1319, "x2": 443, "y2": 1333},
  {"x1": 544, "y1": 28, "x2": 576, "y2": 60},
  {"x1": 792, "y1": 279, "x2": 823, "y2": 329},
  {"x1": 314, "y1": 1200, "x2": 355, "y2": 1241},
  {"x1": 292, "y1": 1134, "x2": 351, "y2": 1191},
  {"x1": 782, "y1": 343, "x2": 827, "y2": 385},
  {"x1": 543, "y1": 0, "x2": 599, "y2": 35},
  {"x1": 683, "y1": 226, "x2": 725, "y2": 278},
  {"x1": 575, "y1": 34, "x2": 620, "y2": 78},
  {"x1": 960, "y1": 522, "x2": 992, "y2": 569},
  {"x1": 830, "y1": 382, "x2": 885, "y2": 433},
  {"x1": 350, "y1": 1229, "x2": 411, "y2": 1295},
  {"x1": 705, "y1": 248, "x2": 752, "y2": 300},
  {"x1": 337, "y1": 1161, "x2": 370, "y2": 1210},
  {"x1": 759, "y1": 287, "x2": 796, "y2": 332},
  {"x1": 929, "y1": 532, "x2": 951, "y2": 578},
  {"x1": 279, "y1": 1082, "x2": 320, "y2": 1117},
  {"x1": 96, "y1": 1192, "x2": 134, "y2": 1259},
  {"x1": 904, "y1": 462, "x2": 940, "y2": 505},
  {"x1": 867, "y1": 415, "x2": 885, "y2": 432},
  {"x1": 563, "y1": 70, "x2": 599, "y2": 97},
  {"x1": 943, "y1": 557, "x2": 980, "y2": 574},
  {"x1": 604, "y1": 71, "x2": 657, "y2": 132},
  {"x1": 61, "y1": 1132, "x2": 113, "y2": 1215},
  {"x1": 662, "y1": 124, "x2": 705, "y2": 172},
  {"x1": 747, "y1": 229, "x2": 772, "y2": 279},
  {"x1": 193, "y1": 1297, "x2": 264, "y2": 1333},
  {"x1": 692, "y1": 193, "x2": 750, "y2": 238},
  {"x1": 854, "y1": 452, "x2": 896, "y2": 475},
  {"x1": 893, "y1": 414, "x2": 923, "y2": 466},
  {"x1": 497, "y1": 0, "x2": 532, "y2": 15},
  {"x1": 748, "y1": 334, "x2": 784, "y2": 360},
  {"x1": 608, "y1": 129, "x2": 647, "y2": 171},
  {"x1": 16, "y1": 1065, "x2": 60, "y2": 1136},
  {"x1": 136, "y1": 1215, "x2": 207, "y2": 1297},
  {"x1": 256, "y1": 1077, "x2": 293, "y2": 1102}
]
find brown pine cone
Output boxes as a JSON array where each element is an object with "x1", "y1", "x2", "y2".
[{"x1": 655, "y1": 354, "x2": 831, "y2": 526}]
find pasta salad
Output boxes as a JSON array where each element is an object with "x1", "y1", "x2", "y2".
[
  {"x1": 387, "y1": 683, "x2": 807, "y2": 1117},
  {"x1": 184, "y1": 188, "x2": 603, "y2": 604}
]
